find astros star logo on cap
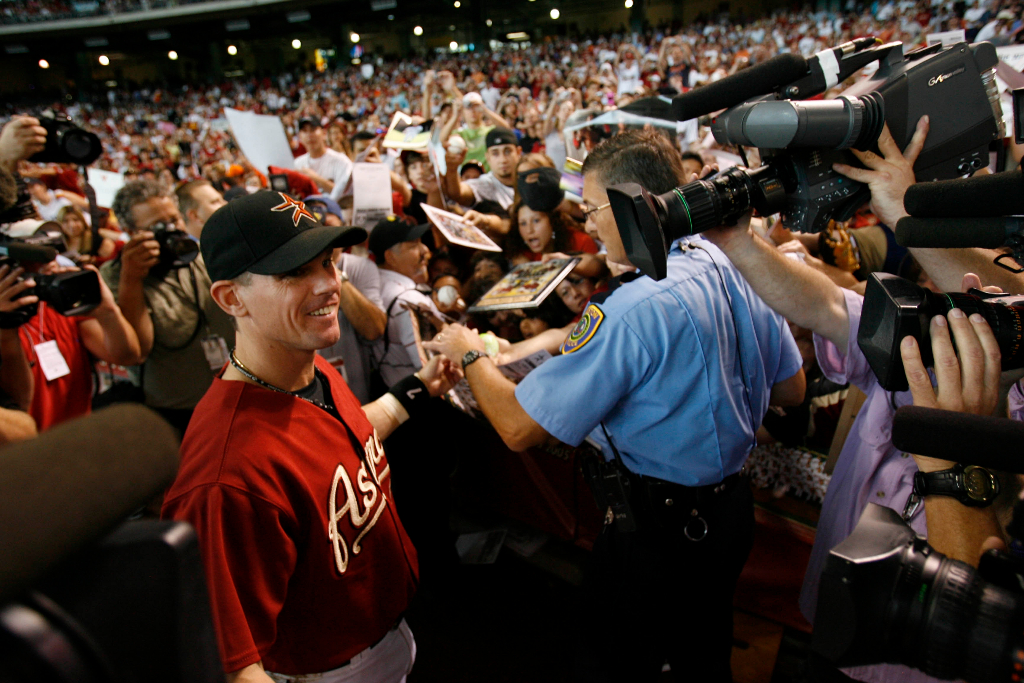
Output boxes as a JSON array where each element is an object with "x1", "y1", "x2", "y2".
[{"x1": 270, "y1": 193, "x2": 317, "y2": 227}]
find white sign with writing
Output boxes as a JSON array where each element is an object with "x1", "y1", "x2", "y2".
[
  {"x1": 85, "y1": 168, "x2": 124, "y2": 209},
  {"x1": 352, "y1": 163, "x2": 393, "y2": 230},
  {"x1": 926, "y1": 29, "x2": 966, "y2": 47}
]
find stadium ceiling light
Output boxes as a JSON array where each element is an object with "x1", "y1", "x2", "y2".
[
  {"x1": 549, "y1": 8, "x2": 559, "y2": 18},
  {"x1": 98, "y1": 55, "x2": 110, "y2": 65},
  {"x1": 227, "y1": 45, "x2": 238, "y2": 55},
  {"x1": 292, "y1": 39, "x2": 302, "y2": 49},
  {"x1": 413, "y1": 25, "x2": 423, "y2": 36},
  {"x1": 625, "y1": 0, "x2": 633, "y2": 6},
  {"x1": 453, "y1": 1, "x2": 460, "y2": 6},
  {"x1": 388, "y1": 14, "x2": 394, "y2": 19},
  {"x1": 506, "y1": 31, "x2": 529, "y2": 40},
  {"x1": 350, "y1": 32, "x2": 360, "y2": 42},
  {"x1": 450, "y1": 41, "x2": 458, "y2": 50},
  {"x1": 168, "y1": 50, "x2": 178, "y2": 60},
  {"x1": 486, "y1": 18, "x2": 492, "y2": 26},
  {"x1": 38, "y1": 59, "x2": 49, "y2": 69}
]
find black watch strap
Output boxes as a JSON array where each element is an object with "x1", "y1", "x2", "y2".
[
  {"x1": 462, "y1": 349, "x2": 486, "y2": 370},
  {"x1": 913, "y1": 464, "x2": 999, "y2": 507}
]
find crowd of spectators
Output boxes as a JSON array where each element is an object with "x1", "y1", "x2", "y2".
[
  {"x1": 3, "y1": 1, "x2": 1024, "y2": 680},
  {"x1": 1, "y1": 0, "x2": 216, "y2": 24}
]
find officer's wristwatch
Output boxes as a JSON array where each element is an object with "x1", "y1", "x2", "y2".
[{"x1": 913, "y1": 464, "x2": 1000, "y2": 508}]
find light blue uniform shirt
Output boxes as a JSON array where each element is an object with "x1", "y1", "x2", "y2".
[{"x1": 516, "y1": 237, "x2": 803, "y2": 487}]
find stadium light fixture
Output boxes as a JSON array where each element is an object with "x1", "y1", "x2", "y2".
[
  {"x1": 625, "y1": 0, "x2": 633, "y2": 6},
  {"x1": 98, "y1": 55, "x2": 109, "y2": 65},
  {"x1": 350, "y1": 32, "x2": 360, "y2": 43},
  {"x1": 454, "y1": 1, "x2": 460, "y2": 6},
  {"x1": 168, "y1": 50, "x2": 178, "y2": 60},
  {"x1": 450, "y1": 41, "x2": 458, "y2": 50},
  {"x1": 550, "y1": 8, "x2": 559, "y2": 18},
  {"x1": 38, "y1": 59, "x2": 49, "y2": 69},
  {"x1": 486, "y1": 18, "x2": 492, "y2": 26},
  {"x1": 413, "y1": 25, "x2": 423, "y2": 35},
  {"x1": 228, "y1": 45, "x2": 237, "y2": 55},
  {"x1": 292, "y1": 39, "x2": 302, "y2": 49}
]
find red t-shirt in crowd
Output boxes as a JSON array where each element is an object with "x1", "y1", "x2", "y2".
[
  {"x1": 18, "y1": 303, "x2": 94, "y2": 430},
  {"x1": 162, "y1": 355, "x2": 418, "y2": 675},
  {"x1": 524, "y1": 228, "x2": 600, "y2": 262}
]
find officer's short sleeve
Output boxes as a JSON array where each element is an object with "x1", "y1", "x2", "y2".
[
  {"x1": 774, "y1": 318, "x2": 803, "y2": 384},
  {"x1": 515, "y1": 309, "x2": 652, "y2": 446}
]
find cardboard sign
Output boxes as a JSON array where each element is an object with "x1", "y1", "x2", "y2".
[
  {"x1": 85, "y1": 168, "x2": 124, "y2": 209},
  {"x1": 352, "y1": 162, "x2": 393, "y2": 229}
]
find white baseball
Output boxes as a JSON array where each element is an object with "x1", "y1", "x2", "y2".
[{"x1": 447, "y1": 135, "x2": 467, "y2": 154}]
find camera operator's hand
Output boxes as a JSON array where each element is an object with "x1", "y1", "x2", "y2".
[
  {"x1": 0, "y1": 264, "x2": 37, "y2": 313},
  {"x1": 899, "y1": 293, "x2": 1002, "y2": 472},
  {"x1": 82, "y1": 264, "x2": 121, "y2": 319},
  {"x1": 0, "y1": 116, "x2": 47, "y2": 174},
  {"x1": 832, "y1": 116, "x2": 929, "y2": 229},
  {"x1": 120, "y1": 231, "x2": 161, "y2": 283}
]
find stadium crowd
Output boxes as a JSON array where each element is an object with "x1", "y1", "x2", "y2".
[{"x1": 3, "y1": 0, "x2": 1024, "y2": 681}]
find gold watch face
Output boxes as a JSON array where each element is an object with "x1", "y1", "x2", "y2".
[{"x1": 964, "y1": 466, "x2": 995, "y2": 501}]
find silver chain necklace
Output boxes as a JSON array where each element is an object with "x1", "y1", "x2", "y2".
[{"x1": 228, "y1": 351, "x2": 335, "y2": 414}]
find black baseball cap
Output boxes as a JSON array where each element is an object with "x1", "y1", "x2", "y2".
[
  {"x1": 369, "y1": 216, "x2": 430, "y2": 262},
  {"x1": 298, "y1": 117, "x2": 322, "y2": 130},
  {"x1": 202, "y1": 190, "x2": 366, "y2": 282},
  {"x1": 518, "y1": 167, "x2": 564, "y2": 212},
  {"x1": 485, "y1": 127, "x2": 518, "y2": 149}
]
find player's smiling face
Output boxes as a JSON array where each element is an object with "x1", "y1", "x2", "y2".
[{"x1": 237, "y1": 248, "x2": 342, "y2": 353}]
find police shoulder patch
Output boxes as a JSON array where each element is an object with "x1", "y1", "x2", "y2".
[{"x1": 560, "y1": 304, "x2": 605, "y2": 354}]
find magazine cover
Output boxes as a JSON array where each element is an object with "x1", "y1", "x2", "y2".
[
  {"x1": 467, "y1": 258, "x2": 580, "y2": 312},
  {"x1": 382, "y1": 112, "x2": 433, "y2": 150},
  {"x1": 421, "y1": 204, "x2": 502, "y2": 252}
]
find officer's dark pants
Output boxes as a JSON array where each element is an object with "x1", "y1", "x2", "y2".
[{"x1": 574, "y1": 475, "x2": 755, "y2": 682}]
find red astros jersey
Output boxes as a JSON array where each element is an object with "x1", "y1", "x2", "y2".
[{"x1": 162, "y1": 355, "x2": 418, "y2": 675}]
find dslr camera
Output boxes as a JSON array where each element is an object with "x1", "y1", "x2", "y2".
[
  {"x1": 29, "y1": 115, "x2": 103, "y2": 167},
  {"x1": 0, "y1": 237, "x2": 101, "y2": 328},
  {"x1": 147, "y1": 221, "x2": 199, "y2": 271},
  {"x1": 813, "y1": 503, "x2": 1024, "y2": 683},
  {"x1": 608, "y1": 40, "x2": 1004, "y2": 280}
]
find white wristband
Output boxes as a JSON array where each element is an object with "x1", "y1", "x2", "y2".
[{"x1": 376, "y1": 392, "x2": 410, "y2": 426}]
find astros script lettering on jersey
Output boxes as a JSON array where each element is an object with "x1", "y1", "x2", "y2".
[{"x1": 328, "y1": 429, "x2": 391, "y2": 574}]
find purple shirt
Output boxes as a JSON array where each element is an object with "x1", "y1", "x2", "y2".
[{"x1": 801, "y1": 289, "x2": 935, "y2": 683}]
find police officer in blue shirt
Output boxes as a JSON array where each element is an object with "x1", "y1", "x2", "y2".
[{"x1": 426, "y1": 129, "x2": 805, "y2": 682}]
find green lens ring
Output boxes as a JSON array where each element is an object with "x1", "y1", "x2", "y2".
[{"x1": 672, "y1": 188, "x2": 695, "y2": 231}]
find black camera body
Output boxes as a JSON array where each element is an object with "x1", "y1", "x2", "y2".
[
  {"x1": 858, "y1": 272, "x2": 1024, "y2": 391},
  {"x1": 608, "y1": 41, "x2": 1004, "y2": 280},
  {"x1": 149, "y1": 221, "x2": 199, "y2": 271},
  {"x1": 814, "y1": 503, "x2": 1024, "y2": 683},
  {"x1": 0, "y1": 268, "x2": 102, "y2": 329},
  {"x1": 29, "y1": 116, "x2": 103, "y2": 167}
]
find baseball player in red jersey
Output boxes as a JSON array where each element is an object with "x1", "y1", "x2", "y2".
[{"x1": 161, "y1": 191, "x2": 460, "y2": 683}]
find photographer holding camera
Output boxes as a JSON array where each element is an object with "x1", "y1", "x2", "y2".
[
  {"x1": 426, "y1": 129, "x2": 806, "y2": 683},
  {"x1": 101, "y1": 180, "x2": 235, "y2": 435},
  {"x1": 702, "y1": 116, "x2": 1024, "y2": 682}
]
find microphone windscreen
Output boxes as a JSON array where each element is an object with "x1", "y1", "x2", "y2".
[
  {"x1": 672, "y1": 53, "x2": 808, "y2": 121},
  {"x1": 894, "y1": 216, "x2": 1019, "y2": 249},
  {"x1": 892, "y1": 406, "x2": 1024, "y2": 473},
  {"x1": 0, "y1": 404, "x2": 180, "y2": 602},
  {"x1": 0, "y1": 243, "x2": 58, "y2": 263},
  {"x1": 904, "y1": 170, "x2": 1024, "y2": 218}
]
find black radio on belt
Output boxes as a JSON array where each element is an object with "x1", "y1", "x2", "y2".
[{"x1": 582, "y1": 454, "x2": 637, "y2": 533}]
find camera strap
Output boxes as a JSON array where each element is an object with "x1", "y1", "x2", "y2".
[{"x1": 79, "y1": 165, "x2": 102, "y2": 255}]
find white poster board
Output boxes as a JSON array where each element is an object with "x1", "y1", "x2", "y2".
[
  {"x1": 223, "y1": 108, "x2": 295, "y2": 176},
  {"x1": 997, "y1": 45, "x2": 1024, "y2": 74},
  {"x1": 85, "y1": 168, "x2": 124, "y2": 209},
  {"x1": 926, "y1": 29, "x2": 966, "y2": 47},
  {"x1": 351, "y1": 163, "x2": 393, "y2": 229}
]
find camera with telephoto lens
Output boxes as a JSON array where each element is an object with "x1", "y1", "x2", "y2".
[
  {"x1": 148, "y1": 221, "x2": 199, "y2": 271},
  {"x1": 813, "y1": 503, "x2": 1024, "y2": 683},
  {"x1": 607, "y1": 40, "x2": 1004, "y2": 280},
  {"x1": 857, "y1": 271, "x2": 1024, "y2": 391},
  {"x1": 29, "y1": 116, "x2": 103, "y2": 167},
  {"x1": 0, "y1": 238, "x2": 102, "y2": 329}
]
